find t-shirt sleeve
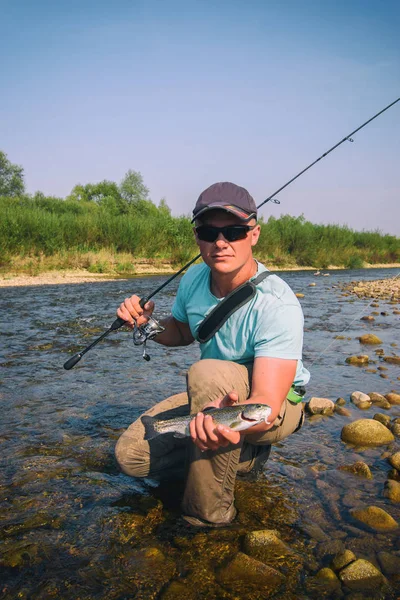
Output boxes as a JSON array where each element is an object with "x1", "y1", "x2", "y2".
[
  {"x1": 253, "y1": 303, "x2": 304, "y2": 359},
  {"x1": 171, "y1": 279, "x2": 189, "y2": 323}
]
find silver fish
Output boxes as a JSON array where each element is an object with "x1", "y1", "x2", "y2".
[{"x1": 141, "y1": 403, "x2": 272, "y2": 440}]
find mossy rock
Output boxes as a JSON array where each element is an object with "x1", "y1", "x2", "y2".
[{"x1": 341, "y1": 419, "x2": 394, "y2": 446}]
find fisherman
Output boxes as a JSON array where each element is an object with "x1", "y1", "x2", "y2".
[{"x1": 115, "y1": 181, "x2": 310, "y2": 527}]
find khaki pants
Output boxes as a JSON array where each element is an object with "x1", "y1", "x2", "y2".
[{"x1": 115, "y1": 359, "x2": 304, "y2": 525}]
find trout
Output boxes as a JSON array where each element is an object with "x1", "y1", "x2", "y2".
[{"x1": 141, "y1": 403, "x2": 272, "y2": 440}]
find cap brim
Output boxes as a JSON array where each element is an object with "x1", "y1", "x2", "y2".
[{"x1": 191, "y1": 204, "x2": 256, "y2": 223}]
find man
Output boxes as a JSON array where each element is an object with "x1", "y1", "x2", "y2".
[{"x1": 115, "y1": 181, "x2": 310, "y2": 527}]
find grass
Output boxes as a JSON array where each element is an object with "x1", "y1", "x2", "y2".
[{"x1": 0, "y1": 196, "x2": 399, "y2": 275}]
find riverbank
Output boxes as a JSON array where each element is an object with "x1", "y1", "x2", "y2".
[
  {"x1": 340, "y1": 274, "x2": 400, "y2": 300},
  {"x1": 1, "y1": 262, "x2": 399, "y2": 288}
]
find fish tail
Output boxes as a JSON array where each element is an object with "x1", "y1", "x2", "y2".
[{"x1": 141, "y1": 415, "x2": 159, "y2": 440}]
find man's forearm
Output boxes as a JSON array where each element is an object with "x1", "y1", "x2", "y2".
[{"x1": 241, "y1": 393, "x2": 286, "y2": 434}]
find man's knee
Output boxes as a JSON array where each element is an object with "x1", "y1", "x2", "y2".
[
  {"x1": 115, "y1": 434, "x2": 150, "y2": 478},
  {"x1": 187, "y1": 359, "x2": 250, "y2": 412}
]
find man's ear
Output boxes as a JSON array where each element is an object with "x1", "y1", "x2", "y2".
[{"x1": 250, "y1": 224, "x2": 261, "y2": 247}]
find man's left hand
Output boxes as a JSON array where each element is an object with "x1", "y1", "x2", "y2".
[{"x1": 189, "y1": 391, "x2": 241, "y2": 452}]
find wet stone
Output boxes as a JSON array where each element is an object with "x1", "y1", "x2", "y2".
[
  {"x1": 331, "y1": 549, "x2": 357, "y2": 571},
  {"x1": 385, "y1": 392, "x2": 400, "y2": 405},
  {"x1": 338, "y1": 461, "x2": 372, "y2": 479},
  {"x1": 384, "y1": 356, "x2": 400, "y2": 365},
  {"x1": 217, "y1": 551, "x2": 284, "y2": 594},
  {"x1": 388, "y1": 451, "x2": 400, "y2": 470},
  {"x1": 349, "y1": 505, "x2": 398, "y2": 532},
  {"x1": 338, "y1": 558, "x2": 386, "y2": 592},
  {"x1": 358, "y1": 334, "x2": 383, "y2": 345},
  {"x1": 383, "y1": 480, "x2": 400, "y2": 503},
  {"x1": 243, "y1": 530, "x2": 294, "y2": 563},
  {"x1": 306, "y1": 567, "x2": 341, "y2": 596},
  {"x1": 377, "y1": 550, "x2": 400, "y2": 576},
  {"x1": 306, "y1": 397, "x2": 335, "y2": 415},
  {"x1": 373, "y1": 413, "x2": 391, "y2": 427},
  {"x1": 346, "y1": 355, "x2": 369, "y2": 365}
]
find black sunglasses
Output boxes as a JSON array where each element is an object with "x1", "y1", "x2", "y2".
[{"x1": 195, "y1": 225, "x2": 256, "y2": 243}]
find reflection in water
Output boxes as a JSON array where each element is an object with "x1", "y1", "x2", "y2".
[{"x1": 1, "y1": 267, "x2": 399, "y2": 598}]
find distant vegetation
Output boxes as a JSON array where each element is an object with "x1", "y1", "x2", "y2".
[{"x1": 0, "y1": 150, "x2": 399, "y2": 275}]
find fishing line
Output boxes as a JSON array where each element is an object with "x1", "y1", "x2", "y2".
[
  {"x1": 63, "y1": 98, "x2": 400, "y2": 370},
  {"x1": 307, "y1": 270, "x2": 400, "y2": 369}
]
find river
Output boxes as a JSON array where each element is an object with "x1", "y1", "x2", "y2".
[{"x1": 1, "y1": 267, "x2": 399, "y2": 599}]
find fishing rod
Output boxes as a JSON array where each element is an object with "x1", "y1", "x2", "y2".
[{"x1": 63, "y1": 97, "x2": 400, "y2": 370}]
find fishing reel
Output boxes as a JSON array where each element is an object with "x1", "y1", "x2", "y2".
[{"x1": 132, "y1": 317, "x2": 165, "y2": 361}]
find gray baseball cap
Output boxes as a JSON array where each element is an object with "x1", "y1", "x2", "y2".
[{"x1": 192, "y1": 182, "x2": 257, "y2": 222}]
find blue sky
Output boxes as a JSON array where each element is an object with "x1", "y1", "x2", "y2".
[{"x1": 1, "y1": 0, "x2": 399, "y2": 235}]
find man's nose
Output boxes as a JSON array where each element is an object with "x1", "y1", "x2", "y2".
[{"x1": 215, "y1": 234, "x2": 228, "y2": 245}]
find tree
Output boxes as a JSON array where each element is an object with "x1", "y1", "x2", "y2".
[
  {"x1": 0, "y1": 151, "x2": 25, "y2": 196},
  {"x1": 119, "y1": 170, "x2": 150, "y2": 205}
]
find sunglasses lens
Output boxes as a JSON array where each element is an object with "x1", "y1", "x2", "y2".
[
  {"x1": 196, "y1": 227, "x2": 218, "y2": 242},
  {"x1": 225, "y1": 227, "x2": 248, "y2": 241}
]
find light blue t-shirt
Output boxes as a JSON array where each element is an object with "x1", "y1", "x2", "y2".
[{"x1": 171, "y1": 261, "x2": 310, "y2": 386}]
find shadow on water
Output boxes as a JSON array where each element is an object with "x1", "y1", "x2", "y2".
[{"x1": 0, "y1": 267, "x2": 400, "y2": 598}]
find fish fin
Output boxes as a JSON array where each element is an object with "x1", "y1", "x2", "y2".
[
  {"x1": 141, "y1": 415, "x2": 159, "y2": 441},
  {"x1": 229, "y1": 421, "x2": 242, "y2": 430},
  {"x1": 173, "y1": 432, "x2": 186, "y2": 438}
]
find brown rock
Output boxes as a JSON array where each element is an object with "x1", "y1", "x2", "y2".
[
  {"x1": 346, "y1": 355, "x2": 369, "y2": 365},
  {"x1": 383, "y1": 480, "x2": 400, "y2": 503},
  {"x1": 384, "y1": 356, "x2": 400, "y2": 365},
  {"x1": 358, "y1": 334, "x2": 382, "y2": 345},
  {"x1": 217, "y1": 551, "x2": 284, "y2": 592},
  {"x1": 306, "y1": 397, "x2": 335, "y2": 415},
  {"x1": 385, "y1": 392, "x2": 400, "y2": 405},
  {"x1": 349, "y1": 506, "x2": 398, "y2": 532},
  {"x1": 338, "y1": 461, "x2": 372, "y2": 479}
]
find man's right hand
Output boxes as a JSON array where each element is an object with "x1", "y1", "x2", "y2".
[{"x1": 117, "y1": 295, "x2": 155, "y2": 328}]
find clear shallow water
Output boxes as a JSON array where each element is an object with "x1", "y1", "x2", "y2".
[{"x1": 0, "y1": 267, "x2": 399, "y2": 599}]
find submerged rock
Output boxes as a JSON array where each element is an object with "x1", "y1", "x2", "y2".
[
  {"x1": 349, "y1": 506, "x2": 398, "y2": 532},
  {"x1": 306, "y1": 567, "x2": 341, "y2": 595},
  {"x1": 338, "y1": 461, "x2": 372, "y2": 479},
  {"x1": 217, "y1": 551, "x2": 284, "y2": 593},
  {"x1": 338, "y1": 558, "x2": 385, "y2": 591},
  {"x1": 331, "y1": 549, "x2": 357, "y2": 572},
  {"x1": 243, "y1": 529, "x2": 294, "y2": 563},
  {"x1": 341, "y1": 419, "x2": 395, "y2": 446},
  {"x1": 377, "y1": 550, "x2": 400, "y2": 576}
]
